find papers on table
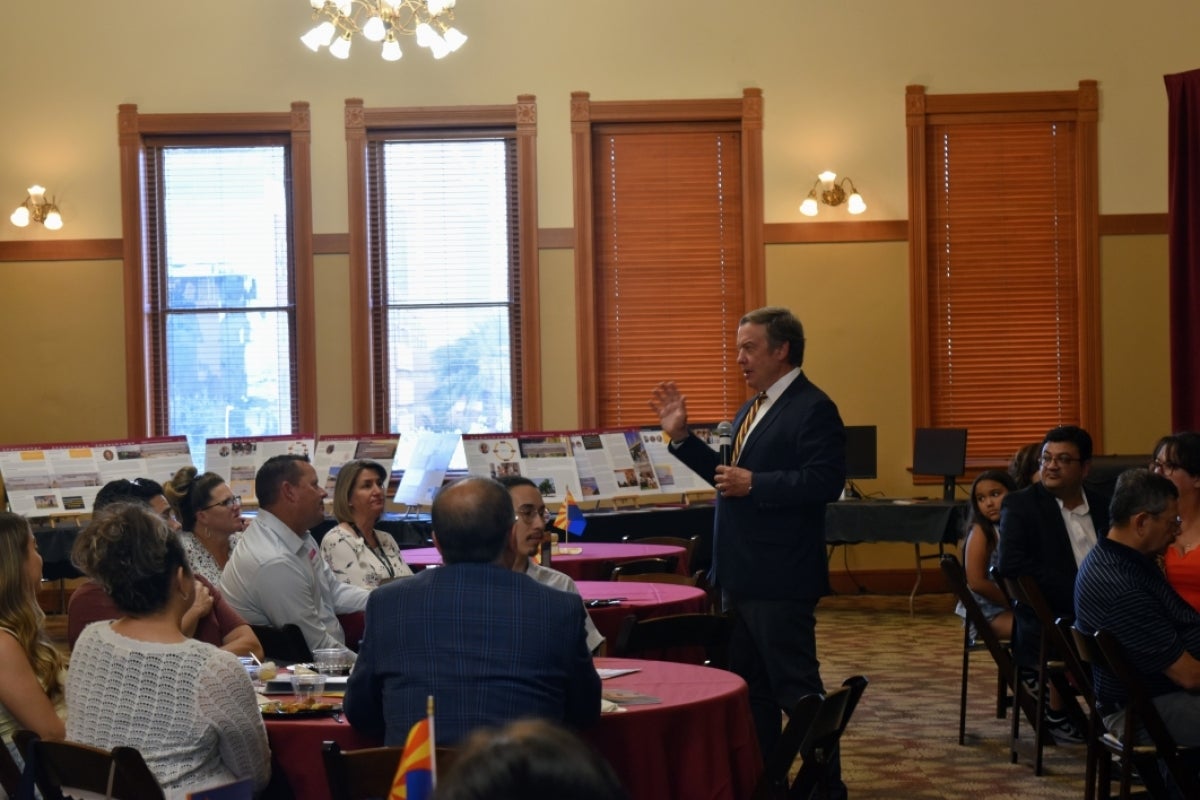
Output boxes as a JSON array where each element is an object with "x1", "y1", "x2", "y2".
[{"x1": 597, "y1": 667, "x2": 640, "y2": 680}]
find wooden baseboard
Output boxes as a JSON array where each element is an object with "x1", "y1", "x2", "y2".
[{"x1": 828, "y1": 568, "x2": 948, "y2": 596}]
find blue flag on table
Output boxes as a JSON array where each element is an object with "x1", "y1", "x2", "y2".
[{"x1": 554, "y1": 488, "x2": 587, "y2": 537}]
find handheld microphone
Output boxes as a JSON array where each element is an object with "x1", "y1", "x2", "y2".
[{"x1": 716, "y1": 420, "x2": 733, "y2": 466}]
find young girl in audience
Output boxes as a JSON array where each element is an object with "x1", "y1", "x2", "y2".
[
  {"x1": 955, "y1": 470, "x2": 1017, "y2": 641},
  {"x1": 67, "y1": 503, "x2": 270, "y2": 797},
  {"x1": 1153, "y1": 432, "x2": 1200, "y2": 610},
  {"x1": 0, "y1": 513, "x2": 67, "y2": 776}
]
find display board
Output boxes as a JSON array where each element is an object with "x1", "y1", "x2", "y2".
[
  {"x1": 0, "y1": 436, "x2": 193, "y2": 517},
  {"x1": 204, "y1": 434, "x2": 316, "y2": 505},
  {"x1": 312, "y1": 435, "x2": 401, "y2": 494},
  {"x1": 464, "y1": 427, "x2": 720, "y2": 505}
]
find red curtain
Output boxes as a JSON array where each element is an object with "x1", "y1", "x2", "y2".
[{"x1": 1165, "y1": 68, "x2": 1200, "y2": 431}]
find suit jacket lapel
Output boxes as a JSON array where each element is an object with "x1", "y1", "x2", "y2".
[{"x1": 736, "y1": 372, "x2": 805, "y2": 464}]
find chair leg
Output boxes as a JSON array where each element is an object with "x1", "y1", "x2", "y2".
[
  {"x1": 959, "y1": 629, "x2": 970, "y2": 746},
  {"x1": 1010, "y1": 660, "x2": 1023, "y2": 764},
  {"x1": 995, "y1": 662, "x2": 1007, "y2": 720},
  {"x1": 1033, "y1": 654, "x2": 1048, "y2": 775}
]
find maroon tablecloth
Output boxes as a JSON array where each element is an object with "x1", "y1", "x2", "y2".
[
  {"x1": 577, "y1": 580, "x2": 707, "y2": 643},
  {"x1": 264, "y1": 657, "x2": 760, "y2": 800},
  {"x1": 402, "y1": 542, "x2": 687, "y2": 581}
]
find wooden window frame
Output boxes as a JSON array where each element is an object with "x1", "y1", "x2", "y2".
[
  {"x1": 344, "y1": 96, "x2": 540, "y2": 432},
  {"x1": 117, "y1": 102, "x2": 316, "y2": 437},
  {"x1": 905, "y1": 82, "x2": 1101, "y2": 460},
  {"x1": 570, "y1": 89, "x2": 766, "y2": 428}
]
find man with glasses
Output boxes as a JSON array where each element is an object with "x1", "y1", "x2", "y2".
[
  {"x1": 498, "y1": 476, "x2": 604, "y2": 653},
  {"x1": 998, "y1": 425, "x2": 1110, "y2": 741},
  {"x1": 1075, "y1": 468, "x2": 1200, "y2": 757}
]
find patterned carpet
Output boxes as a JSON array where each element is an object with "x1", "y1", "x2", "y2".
[{"x1": 817, "y1": 592, "x2": 1087, "y2": 799}]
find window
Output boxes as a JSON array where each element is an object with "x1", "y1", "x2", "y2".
[
  {"x1": 118, "y1": 104, "x2": 316, "y2": 467},
  {"x1": 571, "y1": 90, "x2": 766, "y2": 428},
  {"x1": 905, "y1": 82, "x2": 1101, "y2": 462},
  {"x1": 345, "y1": 97, "x2": 540, "y2": 451}
]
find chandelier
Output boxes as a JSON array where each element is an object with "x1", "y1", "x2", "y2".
[{"x1": 301, "y1": 0, "x2": 467, "y2": 62}]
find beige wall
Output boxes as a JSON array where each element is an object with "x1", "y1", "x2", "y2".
[{"x1": 0, "y1": 1, "x2": 1191, "y2": 570}]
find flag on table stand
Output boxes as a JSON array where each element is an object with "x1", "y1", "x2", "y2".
[
  {"x1": 554, "y1": 488, "x2": 587, "y2": 540},
  {"x1": 390, "y1": 696, "x2": 436, "y2": 800}
]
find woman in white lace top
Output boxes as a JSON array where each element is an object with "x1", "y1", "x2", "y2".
[
  {"x1": 321, "y1": 459, "x2": 413, "y2": 590},
  {"x1": 164, "y1": 467, "x2": 246, "y2": 585},
  {"x1": 0, "y1": 512, "x2": 67, "y2": 776},
  {"x1": 67, "y1": 503, "x2": 270, "y2": 798}
]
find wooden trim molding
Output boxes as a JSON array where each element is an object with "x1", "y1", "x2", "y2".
[
  {"x1": 764, "y1": 220, "x2": 907, "y2": 244},
  {"x1": 515, "y1": 94, "x2": 543, "y2": 430},
  {"x1": 0, "y1": 239, "x2": 123, "y2": 262},
  {"x1": 344, "y1": 98, "x2": 372, "y2": 430},
  {"x1": 1099, "y1": 214, "x2": 1168, "y2": 236},
  {"x1": 290, "y1": 101, "x2": 318, "y2": 435}
]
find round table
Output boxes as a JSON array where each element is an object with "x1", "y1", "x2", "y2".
[
  {"x1": 262, "y1": 657, "x2": 760, "y2": 800},
  {"x1": 576, "y1": 580, "x2": 707, "y2": 644},
  {"x1": 401, "y1": 542, "x2": 687, "y2": 581}
]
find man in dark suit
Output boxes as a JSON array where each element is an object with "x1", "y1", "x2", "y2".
[
  {"x1": 997, "y1": 424, "x2": 1109, "y2": 740},
  {"x1": 651, "y1": 306, "x2": 846, "y2": 792},
  {"x1": 344, "y1": 476, "x2": 600, "y2": 746}
]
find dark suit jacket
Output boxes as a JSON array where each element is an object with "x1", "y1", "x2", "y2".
[
  {"x1": 344, "y1": 562, "x2": 601, "y2": 746},
  {"x1": 672, "y1": 371, "x2": 846, "y2": 602},
  {"x1": 997, "y1": 481, "x2": 1110, "y2": 663}
]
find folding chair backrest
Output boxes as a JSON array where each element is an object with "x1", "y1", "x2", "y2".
[
  {"x1": 607, "y1": 557, "x2": 679, "y2": 580},
  {"x1": 939, "y1": 555, "x2": 1012, "y2": 662},
  {"x1": 322, "y1": 741, "x2": 403, "y2": 800},
  {"x1": 31, "y1": 739, "x2": 165, "y2": 800},
  {"x1": 751, "y1": 693, "x2": 824, "y2": 800},
  {"x1": 250, "y1": 623, "x2": 313, "y2": 663},
  {"x1": 623, "y1": 535, "x2": 699, "y2": 572},
  {"x1": 612, "y1": 612, "x2": 733, "y2": 668},
  {"x1": 0, "y1": 733, "x2": 21, "y2": 797}
]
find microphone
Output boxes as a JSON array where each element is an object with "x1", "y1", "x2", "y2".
[{"x1": 716, "y1": 420, "x2": 733, "y2": 466}]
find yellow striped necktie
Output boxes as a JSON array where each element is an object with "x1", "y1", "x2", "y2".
[{"x1": 731, "y1": 392, "x2": 767, "y2": 465}]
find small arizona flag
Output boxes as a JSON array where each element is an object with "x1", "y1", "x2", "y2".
[
  {"x1": 554, "y1": 488, "x2": 587, "y2": 538},
  {"x1": 390, "y1": 696, "x2": 436, "y2": 800}
]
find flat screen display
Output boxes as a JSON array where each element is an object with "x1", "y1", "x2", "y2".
[
  {"x1": 844, "y1": 425, "x2": 878, "y2": 480},
  {"x1": 912, "y1": 427, "x2": 968, "y2": 478}
]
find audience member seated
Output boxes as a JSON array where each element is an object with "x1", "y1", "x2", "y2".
[
  {"x1": 94, "y1": 477, "x2": 181, "y2": 531},
  {"x1": 1153, "y1": 433, "x2": 1200, "y2": 611},
  {"x1": 433, "y1": 719, "x2": 628, "y2": 800},
  {"x1": 1075, "y1": 469, "x2": 1200, "y2": 761},
  {"x1": 998, "y1": 425, "x2": 1107, "y2": 743},
  {"x1": 498, "y1": 476, "x2": 604, "y2": 654},
  {"x1": 955, "y1": 469, "x2": 1017, "y2": 643},
  {"x1": 68, "y1": 478, "x2": 262, "y2": 660},
  {"x1": 1008, "y1": 442, "x2": 1043, "y2": 490},
  {"x1": 164, "y1": 466, "x2": 247, "y2": 585},
  {"x1": 321, "y1": 459, "x2": 413, "y2": 590},
  {"x1": 68, "y1": 503, "x2": 270, "y2": 796},
  {"x1": 345, "y1": 477, "x2": 601, "y2": 746},
  {"x1": 221, "y1": 455, "x2": 368, "y2": 653},
  {"x1": 0, "y1": 512, "x2": 67, "y2": 773}
]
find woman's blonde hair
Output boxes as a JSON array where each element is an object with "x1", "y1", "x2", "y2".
[{"x1": 0, "y1": 512, "x2": 65, "y2": 699}]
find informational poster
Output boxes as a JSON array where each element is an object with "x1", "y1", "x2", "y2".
[
  {"x1": 313, "y1": 435, "x2": 400, "y2": 493},
  {"x1": 204, "y1": 435, "x2": 315, "y2": 505},
  {"x1": 0, "y1": 436, "x2": 193, "y2": 517},
  {"x1": 638, "y1": 424, "x2": 722, "y2": 493},
  {"x1": 568, "y1": 430, "x2": 665, "y2": 503},
  {"x1": 462, "y1": 432, "x2": 582, "y2": 503},
  {"x1": 394, "y1": 431, "x2": 459, "y2": 507}
]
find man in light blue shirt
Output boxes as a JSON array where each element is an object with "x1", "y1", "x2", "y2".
[{"x1": 221, "y1": 455, "x2": 368, "y2": 652}]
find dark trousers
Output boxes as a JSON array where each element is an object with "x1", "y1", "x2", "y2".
[{"x1": 726, "y1": 594, "x2": 847, "y2": 799}]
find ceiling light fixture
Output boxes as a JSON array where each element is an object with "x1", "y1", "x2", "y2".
[{"x1": 301, "y1": 0, "x2": 467, "y2": 62}]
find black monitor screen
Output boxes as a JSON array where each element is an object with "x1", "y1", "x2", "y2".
[
  {"x1": 844, "y1": 426, "x2": 878, "y2": 480},
  {"x1": 912, "y1": 427, "x2": 968, "y2": 478}
]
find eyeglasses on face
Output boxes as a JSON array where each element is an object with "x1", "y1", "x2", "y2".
[
  {"x1": 1150, "y1": 459, "x2": 1183, "y2": 475},
  {"x1": 1040, "y1": 453, "x2": 1081, "y2": 467},
  {"x1": 202, "y1": 495, "x2": 242, "y2": 511},
  {"x1": 514, "y1": 504, "x2": 550, "y2": 523},
  {"x1": 1149, "y1": 511, "x2": 1184, "y2": 532}
]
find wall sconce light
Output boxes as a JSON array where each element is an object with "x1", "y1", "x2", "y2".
[
  {"x1": 10, "y1": 185, "x2": 63, "y2": 230},
  {"x1": 799, "y1": 171, "x2": 866, "y2": 217}
]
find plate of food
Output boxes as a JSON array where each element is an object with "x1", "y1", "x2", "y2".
[{"x1": 259, "y1": 698, "x2": 342, "y2": 718}]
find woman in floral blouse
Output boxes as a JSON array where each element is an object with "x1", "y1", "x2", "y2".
[
  {"x1": 164, "y1": 466, "x2": 245, "y2": 584},
  {"x1": 321, "y1": 459, "x2": 413, "y2": 589}
]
